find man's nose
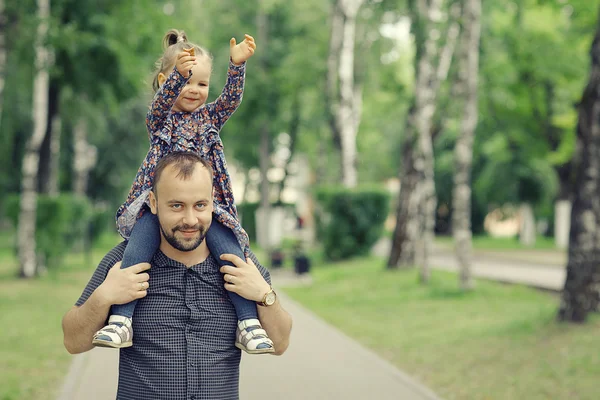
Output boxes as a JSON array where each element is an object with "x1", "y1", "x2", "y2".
[{"x1": 182, "y1": 208, "x2": 197, "y2": 225}]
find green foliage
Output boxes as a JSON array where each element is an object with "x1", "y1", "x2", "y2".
[
  {"x1": 315, "y1": 186, "x2": 390, "y2": 260},
  {"x1": 4, "y1": 194, "x2": 95, "y2": 269}
]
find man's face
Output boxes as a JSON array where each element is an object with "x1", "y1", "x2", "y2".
[{"x1": 149, "y1": 163, "x2": 213, "y2": 252}]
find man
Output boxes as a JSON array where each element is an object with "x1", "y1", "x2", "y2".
[{"x1": 62, "y1": 151, "x2": 293, "y2": 400}]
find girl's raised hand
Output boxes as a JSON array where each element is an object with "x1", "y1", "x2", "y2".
[
  {"x1": 175, "y1": 50, "x2": 196, "y2": 78},
  {"x1": 230, "y1": 34, "x2": 257, "y2": 65}
]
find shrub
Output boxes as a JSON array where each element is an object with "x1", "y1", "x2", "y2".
[
  {"x1": 315, "y1": 185, "x2": 390, "y2": 260},
  {"x1": 4, "y1": 193, "x2": 94, "y2": 269}
]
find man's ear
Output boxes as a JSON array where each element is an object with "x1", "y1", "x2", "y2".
[
  {"x1": 149, "y1": 190, "x2": 158, "y2": 215},
  {"x1": 157, "y1": 72, "x2": 167, "y2": 88}
]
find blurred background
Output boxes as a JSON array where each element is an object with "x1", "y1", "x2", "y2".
[{"x1": 1, "y1": 0, "x2": 600, "y2": 399}]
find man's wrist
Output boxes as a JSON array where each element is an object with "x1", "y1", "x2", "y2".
[{"x1": 93, "y1": 284, "x2": 113, "y2": 309}]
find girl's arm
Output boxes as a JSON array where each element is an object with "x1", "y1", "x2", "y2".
[
  {"x1": 206, "y1": 60, "x2": 247, "y2": 131},
  {"x1": 146, "y1": 67, "x2": 188, "y2": 141}
]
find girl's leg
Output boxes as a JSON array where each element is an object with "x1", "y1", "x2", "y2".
[
  {"x1": 206, "y1": 219, "x2": 274, "y2": 354},
  {"x1": 92, "y1": 210, "x2": 160, "y2": 349},
  {"x1": 206, "y1": 219, "x2": 258, "y2": 321},
  {"x1": 111, "y1": 210, "x2": 161, "y2": 318}
]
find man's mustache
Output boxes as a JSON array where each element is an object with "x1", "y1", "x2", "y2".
[{"x1": 173, "y1": 224, "x2": 202, "y2": 232}]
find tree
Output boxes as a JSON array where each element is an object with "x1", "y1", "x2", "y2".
[
  {"x1": 453, "y1": 0, "x2": 481, "y2": 290},
  {"x1": 558, "y1": 7, "x2": 600, "y2": 323},
  {"x1": 0, "y1": 0, "x2": 5, "y2": 126},
  {"x1": 388, "y1": 0, "x2": 452, "y2": 276},
  {"x1": 328, "y1": 0, "x2": 366, "y2": 188},
  {"x1": 17, "y1": 0, "x2": 50, "y2": 277}
]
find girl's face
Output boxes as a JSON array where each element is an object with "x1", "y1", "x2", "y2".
[{"x1": 172, "y1": 57, "x2": 212, "y2": 113}]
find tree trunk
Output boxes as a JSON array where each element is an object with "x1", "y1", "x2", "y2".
[
  {"x1": 519, "y1": 202, "x2": 536, "y2": 247},
  {"x1": 255, "y1": 3, "x2": 272, "y2": 250},
  {"x1": 558, "y1": 12, "x2": 600, "y2": 323},
  {"x1": 276, "y1": 93, "x2": 300, "y2": 204},
  {"x1": 453, "y1": 0, "x2": 481, "y2": 290},
  {"x1": 388, "y1": 109, "x2": 420, "y2": 268},
  {"x1": 38, "y1": 82, "x2": 60, "y2": 195},
  {"x1": 0, "y1": 0, "x2": 6, "y2": 125},
  {"x1": 17, "y1": 0, "x2": 50, "y2": 278},
  {"x1": 555, "y1": 163, "x2": 574, "y2": 249},
  {"x1": 72, "y1": 117, "x2": 97, "y2": 195},
  {"x1": 331, "y1": 0, "x2": 365, "y2": 188},
  {"x1": 388, "y1": 0, "x2": 454, "y2": 270},
  {"x1": 326, "y1": 0, "x2": 344, "y2": 152},
  {"x1": 46, "y1": 114, "x2": 61, "y2": 196}
]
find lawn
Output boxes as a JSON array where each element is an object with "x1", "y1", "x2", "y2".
[
  {"x1": 435, "y1": 234, "x2": 557, "y2": 251},
  {"x1": 0, "y1": 230, "x2": 122, "y2": 400},
  {"x1": 284, "y1": 256, "x2": 599, "y2": 400}
]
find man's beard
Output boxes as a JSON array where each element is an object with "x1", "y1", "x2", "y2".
[{"x1": 157, "y1": 212, "x2": 207, "y2": 252}]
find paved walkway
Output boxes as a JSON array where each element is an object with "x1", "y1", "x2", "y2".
[
  {"x1": 373, "y1": 239, "x2": 566, "y2": 291},
  {"x1": 57, "y1": 291, "x2": 441, "y2": 400}
]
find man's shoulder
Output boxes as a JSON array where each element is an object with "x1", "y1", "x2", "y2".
[{"x1": 98, "y1": 241, "x2": 127, "y2": 270}]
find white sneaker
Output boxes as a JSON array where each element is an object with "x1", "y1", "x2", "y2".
[
  {"x1": 235, "y1": 318, "x2": 275, "y2": 355},
  {"x1": 92, "y1": 315, "x2": 133, "y2": 348}
]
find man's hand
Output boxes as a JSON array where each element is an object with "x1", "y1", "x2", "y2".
[
  {"x1": 96, "y1": 261, "x2": 151, "y2": 306},
  {"x1": 220, "y1": 255, "x2": 270, "y2": 302},
  {"x1": 175, "y1": 51, "x2": 196, "y2": 78},
  {"x1": 230, "y1": 34, "x2": 256, "y2": 65}
]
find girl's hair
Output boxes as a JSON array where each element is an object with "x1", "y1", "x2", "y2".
[{"x1": 151, "y1": 29, "x2": 213, "y2": 92}]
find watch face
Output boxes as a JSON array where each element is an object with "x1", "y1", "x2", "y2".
[{"x1": 265, "y1": 291, "x2": 276, "y2": 306}]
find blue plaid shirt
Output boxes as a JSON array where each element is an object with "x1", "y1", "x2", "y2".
[{"x1": 75, "y1": 241, "x2": 271, "y2": 400}]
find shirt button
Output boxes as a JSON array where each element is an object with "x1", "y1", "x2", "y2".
[{"x1": 190, "y1": 396, "x2": 196, "y2": 400}]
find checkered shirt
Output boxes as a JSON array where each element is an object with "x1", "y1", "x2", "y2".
[{"x1": 75, "y1": 241, "x2": 271, "y2": 400}]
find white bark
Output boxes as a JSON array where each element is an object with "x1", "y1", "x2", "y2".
[
  {"x1": 388, "y1": 0, "x2": 457, "y2": 270},
  {"x1": 72, "y1": 118, "x2": 97, "y2": 195},
  {"x1": 18, "y1": 0, "x2": 50, "y2": 278},
  {"x1": 333, "y1": 0, "x2": 365, "y2": 188},
  {"x1": 413, "y1": 0, "x2": 445, "y2": 281},
  {"x1": 453, "y1": 0, "x2": 481, "y2": 290},
  {"x1": 45, "y1": 114, "x2": 61, "y2": 196},
  {"x1": 554, "y1": 200, "x2": 571, "y2": 250},
  {"x1": 519, "y1": 202, "x2": 536, "y2": 247}
]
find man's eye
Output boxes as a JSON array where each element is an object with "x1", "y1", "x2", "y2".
[
  {"x1": 196, "y1": 203, "x2": 205, "y2": 209},
  {"x1": 171, "y1": 204, "x2": 182, "y2": 209}
]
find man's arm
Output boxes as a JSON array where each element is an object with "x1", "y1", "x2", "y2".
[
  {"x1": 219, "y1": 253, "x2": 292, "y2": 355},
  {"x1": 62, "y1": 288, "x2": 113, "y2": 354},
  {"x1": 62, "y1": 256, "x2": 151, "y2": 354},
  {"x1": 256, "y1": 294, "x2": 292, "y2": 355}
]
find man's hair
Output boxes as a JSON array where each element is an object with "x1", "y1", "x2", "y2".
[{"x1": 152, "y1": 151, "x2": 214, "y2": 194}]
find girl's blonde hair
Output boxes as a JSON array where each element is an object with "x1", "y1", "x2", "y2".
[{"x1": 151, "y1": 29, "x2": 212, "y2": 92}]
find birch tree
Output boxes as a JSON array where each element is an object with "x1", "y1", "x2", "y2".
[
  {"x1": 328, "y1": 0, "x2": 366, "y2": 188},
  {"x1": 255, "y1": 1, "x2": 273, "y2": 250},
  {"x1": 388, "y1": 0, "x2": 453, "y2": 274},
  {"x1": 453, "y1": 0, "x2": 481, "y2": 290},
  {"x1": 17, "y1": 0, "x2": 50, "y2": 278},
  {"x1": 72, "y1": 117, "x2": 98, "y2": 195},
  {"x1": 558, "y1": 11, "x2": 600, "y2": 322},
  {"x1": 0, "y1": 0, "x2": 5, "y2": 125}
]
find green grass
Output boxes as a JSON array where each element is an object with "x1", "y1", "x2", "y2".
[
  {"x1": 0, "y1": 230, "x2": 121, "y2": 400},
  {"x1": 284, "y1": 256, "x2": 599, "y2": 400},
  {"x1": 436, "y1": 234, "x2": 558, "y2": 251}
]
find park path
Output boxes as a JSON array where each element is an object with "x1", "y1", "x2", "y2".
[
  {"x1": 372, "y1": 238, "x2": 566, "y2": 291},
  {"x1": 57, "y1": 290, "x2": 442, "y2": 400}
]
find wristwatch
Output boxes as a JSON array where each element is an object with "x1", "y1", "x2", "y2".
[{"x1": 257, "y1": 287, "x2": 277, "y2": 307}]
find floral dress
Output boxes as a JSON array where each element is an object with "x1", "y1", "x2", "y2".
[{"x1": 115, "y1": 60, "x2": 250, "y2": 255}]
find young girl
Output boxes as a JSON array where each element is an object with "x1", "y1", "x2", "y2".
[{"x1": 92, "y1": 29, "x2": 274, "y2": 354}]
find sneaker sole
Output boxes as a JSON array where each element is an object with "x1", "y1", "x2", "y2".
[
  {"x1": 92, "y1": 339, "x2": 133, "y2": 349},
  {"x1": 235, "y1": 342, "x2": 275, "y2": 355}
]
